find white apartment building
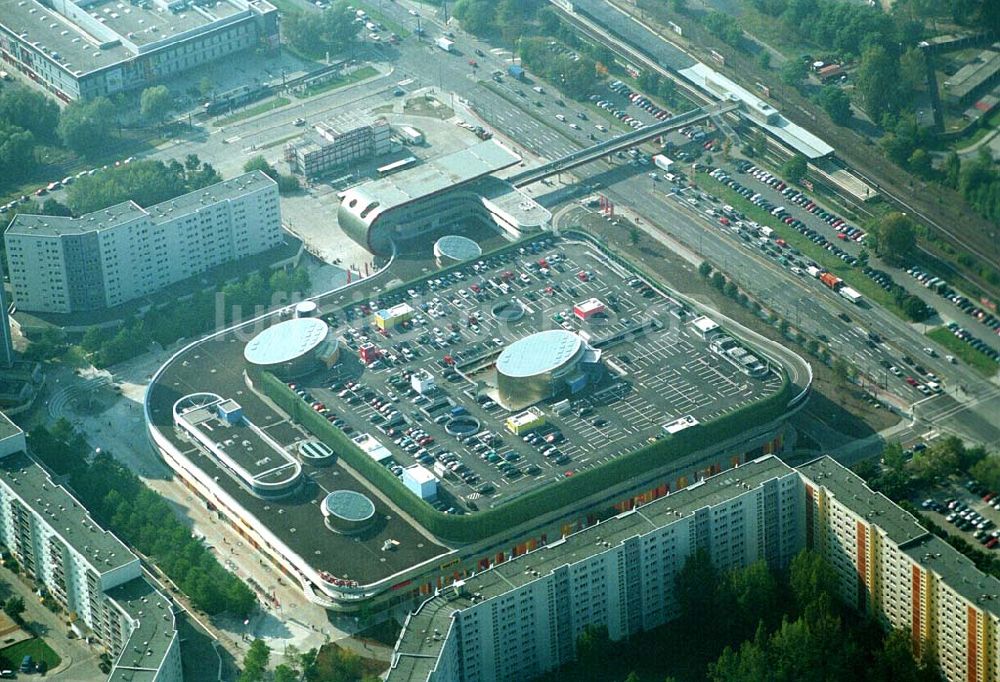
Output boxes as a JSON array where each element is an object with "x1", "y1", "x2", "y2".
[
  {"x1": 4, "y1": 171, "x2": 281, "y2": 314},
  {"x1": 799, "y1": 457, "x2": 1000, "y2": 682},
  {"x1": 388, "y1": 455, "x2": 804, "y2": 682},
  {"x1": 0, "y1": 413, "x2": 181, "y2": 681},
  {"x1": 390, "y1": 454, "x2": 1000, "y2": 682}
]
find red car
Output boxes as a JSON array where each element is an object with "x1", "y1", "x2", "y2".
[
  {"x1": 905, "y1": 377, "x2": 918, "y2": 386},
  {"x1": 987, "y1": 537, "x2": 999, "y2": 549}
]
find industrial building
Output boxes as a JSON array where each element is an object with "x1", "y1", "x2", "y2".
[
  {"x1": 284, "y1": 119, "x2": 393, "y2": 179},
  {"x1": 494, "y1": 330, "x2": 602, "y2": 411},
  {"x1": 338, "y1": 140, "x2": 551, "y2": 255},
  {"x1": 0, "y1": 0, "x2": 278, "y2": 102},
  {"x1": 4, "y1": 171, "x2": 281, "y2": 314},
  {"x1": 944, "y1": 43, "x2": 1000, "y2": 106},
  {"x1": 0, "y1": 412, "x2": 181, "y2": 681},
  {"x1": 243, "y1": 317, "x2": 340, "y2": 380},
  {"x1": 387, "y1": 454, "x2": 1000, "y2": 682}
]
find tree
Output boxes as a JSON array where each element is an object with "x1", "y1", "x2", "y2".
[
  {"x1": 724, "y1": 281, "x2": 738, "y2": 298},
  {"x1": 3, "y1": 597, "x2": 24, "y2": 623},
  {"x1": 41, "y1": 199, "x2": 72, "y2": 217},
  {"x1": 452, "y1": 0, "x2": 497, "y2": 36},
  {"x1": 239, "y1": 638, "x2": 270, "y2": 682},
  {"x1": 881, "y1": 441, "x2": 908, "y2": 471},
  {"x1": 0, "y1": 122, "x2": 36, "y2": 184},
  {"x1": 854, "y1": 45, "x2": 902, "y2": 122},
  {"x1": 140, "y1": 86, "x2": 173, "y2": 124},
  {"x1": 899, "y1": 46, "x2": 927, "y2": 94},
  {"x1": 868, "y1": 212, "x2": 916, "y2": 264},
  {"x1": 818, "y1": 85, "x2": 852, "y2": 125},
  {"x1": 789, "y1": 550, "x2": 837, "y2": 612},
  {"x1": 699, "y1": 261, "x2": 713, "y2": 278},
  {"x1": 710, "y1": 272, "x2": 726, "y2": 290},
  {"x1": 780, "y1": 59, "x2": 808, "y2": 86},
  {"x1": 907, "y1": 148, "x2": 932, "y2": 177},
  {"x1": 244, "y1": 155, "x2": 278, "y2": 180},
  {"x1": 973, "y1": 456, "x2": 1000, "y2": 492},
  {"x1": 273, "y1": 665, "x2": 297, "y2": 682},
  {"x1": 58, "y1": 97, "x2": 116, "y2": 156},
  {"x1": 575, "y1": 624, "x2": 610, "y2": 679},
  {"x1": 199, "y1": 76, "x2": 215, "y2": 99},
  {"x1": 757, "y1": 51, "x2": 772, "y2": 70},
  {"x1": 628, "y1": 224, "x2": 640, "y2": 246},
  {"x1": 781, "y1": 155, "x2": 808, "y2": 184},
  {"x1": 0, "y1": 85, "x2": 60, "y2": 139},
  {"x1": 284, "y1": 2, "x2": 359, "y2": 59}
]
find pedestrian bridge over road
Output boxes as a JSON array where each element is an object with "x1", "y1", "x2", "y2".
[{"x1": 508, "y1": 101, "x2": 740, "y2": 187}]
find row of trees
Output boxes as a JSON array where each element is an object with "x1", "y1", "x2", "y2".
[
  {"x1": 78, "y1": 265, "x2": 310, "y2": 368},
  {"x1": 28, "y1": 421, "x2": 257, "y2": 617},
  {"x1": 518, "y1": 37, "x2": 601, "y2": 101},
  {"x1": 854, "y1": 437, "x2": 987, "y2": 506},
  {"x1": 66, "y1": 154, "x2": 221, "y2": 215},
  {"x1": 542, "y1": 549, "x2": 936, "y2": 681},
  {"x1": 239, "y1": 640, "x2": 381, "y2": 682}
]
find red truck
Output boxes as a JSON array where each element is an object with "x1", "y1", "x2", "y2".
[{"x1": 819, "y1": 272, "x2": 843, "y2": 290}]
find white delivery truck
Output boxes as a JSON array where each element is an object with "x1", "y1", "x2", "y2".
[
  {"x1": 653, "y1": 154, "x2": 674, "y2": 172},
  {"x1": 839, "y1": 286, "x2": 863, "y2": 304},
  {"x1": 436, "y1": 37, "x2": 455, "y2": 52}
]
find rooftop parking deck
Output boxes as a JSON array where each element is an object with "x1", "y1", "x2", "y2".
[{"x1": 288, "y1": 236, "x2": 782, "y2": 515}]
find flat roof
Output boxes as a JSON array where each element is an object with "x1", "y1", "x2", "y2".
[
  {"x1": 244, "y1": 318, "x2": 331, "y2": 366},
  {"x1": 0, "y1": 410, "x2": 22, "y2": 443},
  {"x1": 692, "y1": 316, "x2": 719, "y2": 333},
  {"x1": 797, "y1": 456, "x2": 927, "y2": 547},
  {"x1": 6, "y1": 171, "x2": 275, "y2": 238},
  {"x1": 403, "y1": 464, "x2": 435, "y2": 484},
  {"x1": 496, "y1": 330, "x2": 583, "y2": 378},
  {"x1": 0, "y1": 452, "x2": 137, "y2": 574},
  {"x1": 106, "y1": 576, "x2": 178, "y2": 682},
  {"x1": 0, "y1": 0, "x2": 133, "y2": 77},
  {"x1": 679, "y1": 63, "x2": 834, "y2": 159},
  {"x1": 146, "y1": 333, "x2": 449, "y2": 583},
  {"x1": 475, "y1": 177, "x2": 552, "y2": 229},
  {"x1": 0, "y1": 0, "x2": 264, "y2": 78},
  {"x1": 903, "y1": 534, "x2": 1000, "y2": 619},
  {"x1": 342, "y1": 140, "x2": 521, "y2": 216},
  {"x1": 175, "y1": 395, "x2": 300, "y2": 486},
  {"x1": 389, "y1": 455, "x2": 795, "y2": 680}
]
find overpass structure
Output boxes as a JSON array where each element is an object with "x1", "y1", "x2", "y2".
[{"x1": 509, "y1": 101, "x2": 739, "y2": 187}]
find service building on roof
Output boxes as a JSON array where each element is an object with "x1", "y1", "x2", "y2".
[
  {"x1": 0, "y1": 0, "x2": 278, "y2": 102},
  {"x1": 4, "y1": 171, "x2": 281, "y2": 314}
]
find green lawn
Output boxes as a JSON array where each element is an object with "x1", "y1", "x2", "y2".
[
  {"x1": 0, "y1": 638, "x2": 62, "y2": 671},
  {"x1": 298, "y1": 66, "x2": 379, "y2": 98},
  {"x1": 926, "y1": 327, "x2": 998, "y2": 378},
  {"x1": 214, "y1": 97, "x2": 291, "y2": 126},
  {"x1": 696, "y1": 171, "x2": 908, "y2": 318}
]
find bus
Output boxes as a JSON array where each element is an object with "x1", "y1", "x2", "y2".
[{"x1": 377, "y1": 156, "x2": 417, "y2": 177}]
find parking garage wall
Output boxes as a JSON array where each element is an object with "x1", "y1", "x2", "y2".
[{"x1": 260, "y1": 370, "x2": 794, "y2": 544}]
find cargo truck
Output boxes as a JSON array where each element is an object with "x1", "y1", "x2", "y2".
[
  {"x1": 653, "y1": 154, "x2": 674, "y2": 172},
  {"x1": 436, "y1": 37, "x2": 455, "y2": 52},
  {"x1": 806, "y1": 265, "x2": 822, "y2": 278},
  {"x1": 819, "y1": 272, "x2": 843, "y2": 290},
  {"x1": 839, "y1": 286, "x2": 863, "y2": 304}
]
